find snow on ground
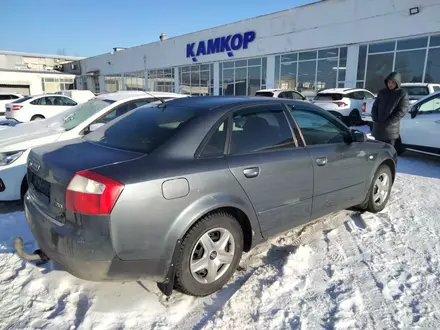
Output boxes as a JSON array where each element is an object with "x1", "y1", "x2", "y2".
[{"x1": 1, "y1": 151, "x2": 440, "y2": 330}]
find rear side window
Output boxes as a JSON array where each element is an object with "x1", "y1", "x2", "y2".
[
  {"x1": 314, "y1": 93, "x2": 343, "y2": 101},
  {"x1": 12, "y1": 96, "x2": 32, "y2": 103},
  {"x1": 401, "y1": 86, "x2": 429, "y2": 96},
  {"x1": 201, "y1": 120, "x2": 227, "y2": 157},
  {"x1": 255, "y1": 92, "x2": 274, "y2": 97},
  {"x1": 85, "y1": 104, "x2": 205, "y2": 153},
  {"x1": 433, "y1": 86, "x2": 440, "y2": 92},
  {"x1": 229, "y1": 104, "x2": 295, "y2": 155},
  {"x1": 292, "y1": 92, "x2": 305, "y2": 100}
]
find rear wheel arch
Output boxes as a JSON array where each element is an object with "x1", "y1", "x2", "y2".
[
  {"x1": 20, "y1": 175, "x2": 28, "y2": 200},
  {"x1": 31, "y1": 115, "x2": 45, "y2": 121}
]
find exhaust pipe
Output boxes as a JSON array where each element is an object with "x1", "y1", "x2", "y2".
[{"x1": 14, "y1": 237, "x2": 50, "y2": 265}]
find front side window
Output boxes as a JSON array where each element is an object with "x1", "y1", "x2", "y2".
[
  {"x1": 289, "y1": 108, "x2": 348, "y2": 145},
  {"x1": 61, "y1": 98, "x2": 114, "y2": 131},
  {"x1": 229, "y1": 104, "x2": 295, "y2": 155},
  {"x1": 85, "y1": 103, "x2": 205, "y2": 153},
  {"x1": 255, "y1": 91, "x2": 274, "y2": 97},
  {"x1": 419, "y1": 96, "x2": 440, "y2": 113},
  {"x1": 95, "y1": 99, "x2": 153, "y2": 125}
]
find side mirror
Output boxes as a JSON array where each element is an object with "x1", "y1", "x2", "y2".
[
  {"x1": 410, "y1": 106, "x2": 418, "y2": 119},
  {"x1": 89, "y1": 122, "x2": 105, "y2": 132},
  {"x1": 351, "y1": 129, "x2": 367, "y2": 143}
]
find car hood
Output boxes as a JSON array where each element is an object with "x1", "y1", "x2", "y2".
[{"x1": 0, "y1": 120, "x2": 62, "y2": 151}]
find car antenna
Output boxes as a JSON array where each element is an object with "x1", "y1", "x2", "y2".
[{"x1": 143, "y1": 91, "x2": 166, "y2": 109}]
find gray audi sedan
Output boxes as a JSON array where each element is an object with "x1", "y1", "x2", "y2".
[{"x1": 23, "y1": 96, "x2": 397, "y2": 297}]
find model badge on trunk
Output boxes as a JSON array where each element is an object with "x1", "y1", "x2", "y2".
[
  {"x1": 53, "y1": 200, "x2": 63, "y2": 209},
  {"x1": 28, "y1": 158, "x2": 40, "y2": 171}
]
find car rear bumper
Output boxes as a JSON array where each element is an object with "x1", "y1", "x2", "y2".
[{"x1": 24, "y1": 192, "x2": 168, "y2": 283}]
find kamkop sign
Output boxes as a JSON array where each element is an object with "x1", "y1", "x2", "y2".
[{"x1": 186, "y1": 31, "x2": 256, "y2": 62}]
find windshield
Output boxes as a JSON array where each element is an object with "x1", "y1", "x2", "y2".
[
  {"x1": 314, "y1": 93, "x2": 344, "y2": 101},
  {"x1": 59, "y1": 98, "x2": 114, "y2": 131},
  {"x1": 255, "y1": 91, "x2": 274, "y2": 97},
  {"x1": 85, "y1": 103, "x2": 205, "y2": 153}
]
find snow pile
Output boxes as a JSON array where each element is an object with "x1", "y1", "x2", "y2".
[{"x1": 1, "y1": 153, "x2": 440, "y2": 329}]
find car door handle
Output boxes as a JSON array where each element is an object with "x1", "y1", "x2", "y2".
[
  {"x1": 316, "y1": 157, "x2": 327, "y2": 166},
  {"x1": 243, "y1": 167, "x2": 259, "y2": 178}
]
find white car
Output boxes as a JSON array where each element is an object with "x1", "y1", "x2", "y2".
[
  {"x1": 313, "y1": 88, "x2": 375, "y2": 126},
  {"x1": 5, "y1": 94, "x2": 79, "y2": 122},
  {"x1": 399, "y1": 90, "x2": 440, "y2": 156},
  {"x1": 0, "y1": 91, "x2": 188, "y2": 201},
  {"x1": 401, "y1": 83, "x2": 440, "y2": 105},
  {"x1": 0, "y1": 93, "x2": 23, "y2": 115},
  {"x1": 255, "y1": 89, "x2": 309, "y2": 101}
]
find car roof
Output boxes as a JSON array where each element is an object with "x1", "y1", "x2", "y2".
[
  {"x1": 317, "y1": 88, "x2": 367, "y2": 94},
  {"x1": 96, "y1": 91, "x2": 186, "y2": 102},
  {"x1": 166, "y1": 95, "x2": 308, "y2": 110},
  {"x1": 256, "y1": 89, "x2": 298, "y2": 92},
  {"x1": 0, "y1": 92, "x2": 22, "y2": 95},
  {"x1": 401, "y1": 83, "x2": 440, "y2": 87}
]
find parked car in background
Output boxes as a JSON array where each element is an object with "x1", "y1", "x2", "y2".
[
  {"x1": 0, "y1": 91, "x2": 187, "y2": 201},
  {"x1": 21, "y1": 96, "x2": 396, "y2": 297},
  {"x1": 0, "y1": 93, "x2": 23, "y2": 115},
  {"x1": 55, "y1": 90, "x2": 95, "y2": 103},
  {"x1": 401, "y1": 83, "x2": 440, "y2": 104},
  {"x1": 255, "y1": 89, "x2": 309, "y2": 102},
  {"x1": 313, "y1": 88, "x2": 376, "y2": 126},
  {"x1": 5, "y1": 94, "x2": 79, "y2": 122},
  {"x1": 398, "y1": 90, "x2": 440, "y2": 156}
]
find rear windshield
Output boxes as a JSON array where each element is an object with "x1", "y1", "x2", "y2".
[
  {"x1": 314, "y1": 93, "x2": 343, "y2": 101},
  {"x1": 12, "y1": 96, "x2": 32, "y2": 103},
  {"x1": 61, "y1": 98, "x2": 114, "y2": 131},
  {"x1": 85, "y1": 103, "x2": 205, "y2": 153},
  {"x1": 255, "y1": 91, "x2": 274, "y2": 97},
  {"x1": 401, "y1": 86, "x2": 429, "y2": 96}
]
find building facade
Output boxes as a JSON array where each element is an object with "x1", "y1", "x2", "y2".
[
  {"x1": 77, "y1": 0, "x2": 440, "y2": 97},
  {"x1": 0, "y1": 51, "x2": 83, "y2": 96}
]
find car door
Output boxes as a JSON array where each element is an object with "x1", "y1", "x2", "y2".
[
  {"x1": 225, "y1": 103, "x2": 314, "y2": 237},
  {"x1": 400, "y1": 94, "x2": 440, "y2": 150},
  {"x1": 286, "y1": 104, "x2": 371, "y2": 219}
]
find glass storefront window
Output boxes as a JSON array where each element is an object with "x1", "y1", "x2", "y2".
[
  {"x1": 219, "y1": 57, "x2": 266, "y2": 96},
  {"x1": 124, "y1": 71, "x2": 145, "y2": 91},
  {"x1": 41, "y1": 77, "x2": 74, "y2": 93},
  {"x1": 275, "y1": 46, "x2": 346, "y2": 96},
  {"x1": 179, "y1": 64, "x2": 213, "y2": 96},
  {"x1": 394, "y1": 50, "x2": 426, "y2": 83},
  {"x1": 104, "y1": 75, "x2": 122, "y2": 93},
  {"x1": 358, "y1": 34, "x2": 440, "y2": 93},
  {"x1": 365, "y1": 53, "x2": 394, "y2": 92},
  {"x1": 425, "y1": 48, "x2": 440, "y2": 83},
  {"x1": 148, "y1": 69, "x2": 175, "y2": 93}
]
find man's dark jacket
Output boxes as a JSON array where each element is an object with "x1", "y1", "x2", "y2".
[{"x1": 371, "y1": 72, "x2": 410, "y2": 141}]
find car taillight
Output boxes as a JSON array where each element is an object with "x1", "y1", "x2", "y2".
[
  {"x1": 362, "y1": 102, "x2": 366, "y2": 112},
  {"x1": 12, "y1": 105, "x2": 23, "y2": 111},
  {"x1": 333, "y1": 101, "x2": 348, "y2": 107},
  {"x1": 66, "y1": 170, "x2": 124, "y2": 215}
]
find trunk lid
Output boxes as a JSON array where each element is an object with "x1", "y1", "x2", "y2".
[{"x1": 27, "y1": 138, "x2": 144, "y2": 222}]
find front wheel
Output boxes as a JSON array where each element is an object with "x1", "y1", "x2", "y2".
[
  {"x1": 364, "y1": 165, "x2": 393, "y2": 213},
  {"x1": 175, "y1": 212, "x2": 244, "y2": 296}
]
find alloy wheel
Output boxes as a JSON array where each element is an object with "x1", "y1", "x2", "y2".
[
  {"x1": 190, "y1": 228, "x2": 235, "y2": 284},
  {"x1": 373, "y1": 173, "x2": 390, "y2": 206}
]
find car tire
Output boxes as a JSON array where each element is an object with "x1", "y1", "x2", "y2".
[
  {"x1": 174, "y1": 212, "x2": 244, "y2": 297},
  {"x1": 31, "y1": 115, "x2": 45, "y2": 121},
  {"x1": 349, "y1": 110, "x2": 361, "y2": 126},
  {"x1": 363, "y1": 164, "x2": 393, "y2": 213}
]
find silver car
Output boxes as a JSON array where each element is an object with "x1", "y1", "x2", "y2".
[{"x1": 21, "y1": 96, "x2": 397, "y2": 297}]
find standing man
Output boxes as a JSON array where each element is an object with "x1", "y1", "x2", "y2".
[{"x1": 371, "y1": 71, "x2": 410, "y2": 147}]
